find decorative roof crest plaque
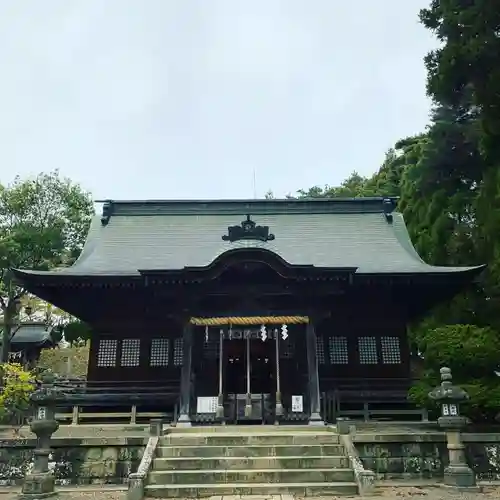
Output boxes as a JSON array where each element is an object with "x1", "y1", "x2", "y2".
[{"x1": 222, "y1": 215, "x2": 275, "y2": 243}]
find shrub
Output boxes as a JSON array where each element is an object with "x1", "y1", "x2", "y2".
[
  {"x1": 37, "y1": 345, "x2": 89, "y2": 378},
  {"x1": 0, "y1": 363, "x2": 35, "y2": 425}
]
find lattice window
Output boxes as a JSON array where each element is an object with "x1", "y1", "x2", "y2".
[
  {"x1": 280, "y1": 338, "x2": 294, "y2": 359},
  {"x1": 329, "y1": 336, "x2": 349, "y2": 364},
  {"x1": 381, "y1": 336, "x2": 401, "y2": 364},
  {"x1": 358, "y1": 336, "x2": 378, "y2": 364},
  {"x1": 173, "y1": 338, "x2": 184, "y2": 366},
  {"x1": 150, "y1": 338, "x2": 170, "y2": 367},
  {"x1": 97, "y1": 339, "x2": 117, "y2": 367},
  {"x1": 120, "y1": 339, "x2": 141, "y2": 367},
  {"x1": 315, "y1": 336, "x2": 325, "y2": 364}
]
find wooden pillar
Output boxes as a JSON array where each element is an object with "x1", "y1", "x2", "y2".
[
  {"x1": 216, "y1": 328, "x2": 224, "y2": 419},
  {"x1": 177, "y1": 322, "x2": 193, "y2": 427},
  {"x1": 306, "y1": 321, "x2": 324, "y2": 426}
]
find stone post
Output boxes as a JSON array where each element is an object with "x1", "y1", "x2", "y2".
[
  {"x1": 428, "y1": 367, "x2": 477, "y2": 489},
  {"x1": 128, "y1": 420, "x2": 163, "y2": 500},
  {"x1": 19, "y1": 372, "x2": 62, "y2": 499},
  {"x1": 149, "y1": 419, "x2": 163, "y2": 437},
  {"x1": 336, "y1": 417, "x2": 351, "y2": 435}
]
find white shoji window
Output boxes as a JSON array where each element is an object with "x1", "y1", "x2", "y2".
[
  {"x1": 358, "y1": 336, "x2": 378, "y2": 364},
  {"x1": 280, "y1": 338, "x2": 294, "y2": 359},
  {"x1": 120, "y1": 339, "x2": 141, "y2": 367},
  {"x1": 329, "y1": 336, "x2": 349, "y2": 364},
  {"x1": 150, "y1": 338, "x2": 170, "y2": 367},
  {"x1": 315, "y1": 336, "x2": 325, "y2": 364},
  {"x1": 97, "y1": 339, "x2": 117, "y2": 367},
  {"x1": 381, "y1": 336, "x2": 401, "y2": 364},
  {"x1": 173, "y1": 338, "x2": 184, "y2": 366}
]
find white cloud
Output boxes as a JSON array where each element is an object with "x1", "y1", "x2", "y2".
[{"x1": 0, "y1": 0, "x2": 437, "y2": 199}]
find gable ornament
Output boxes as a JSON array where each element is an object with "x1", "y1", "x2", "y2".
[{"x1": 222, "y1": 215, "x2": 275, "y2": 243}]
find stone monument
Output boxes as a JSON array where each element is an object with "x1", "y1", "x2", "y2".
[
  {"x1": 20, "y1": 371, "x2": 62, "y2": 499},
  {"x1": 429, "y1": 366, "x2": 477, "y2": 489}
]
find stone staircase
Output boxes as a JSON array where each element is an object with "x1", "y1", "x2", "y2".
[{"x1": 144, "y1": 425, "x2": 358, "y2": 498}]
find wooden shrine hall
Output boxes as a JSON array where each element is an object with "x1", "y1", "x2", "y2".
[{"x1": 13, "y1": 197, "x2": 484, "y2": 425}]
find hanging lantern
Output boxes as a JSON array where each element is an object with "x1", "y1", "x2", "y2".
[
  {"x1": 260, "y1": 324, "x2": 267, "y2": 342},
  {"x1": 281, "y1": 323, "x2": 288, "y2": 340}
]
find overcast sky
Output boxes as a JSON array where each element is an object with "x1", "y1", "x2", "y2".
[{"x1": 0, "y1": 1, "x2": 436, "y2": 200}]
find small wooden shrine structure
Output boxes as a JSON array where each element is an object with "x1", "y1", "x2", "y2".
[{"x1": 1, "y1": 322, "x2": 55, "y2": 367}]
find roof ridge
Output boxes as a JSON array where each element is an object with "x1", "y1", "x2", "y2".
[
  {"x1": 96, "y1": 196, "x2": 398, "y2": 203},
  {"x1": 99, "y1": 197, "x2": 399, "y2": 221}
]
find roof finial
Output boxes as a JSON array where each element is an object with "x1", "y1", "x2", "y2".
[
  {"x1": 101, "y1": 200, "x2": 113, "y2": 226},
  {"x1": 383, "y1": 198, "x2": 395, "y2": 224}
]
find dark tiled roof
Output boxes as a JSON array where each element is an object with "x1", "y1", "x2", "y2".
[
  {"x1": 0, "y1": 323, "x2": 52, "y2": 345},
  {"x1": 16, "y1": 198, "x2": 483, "y2": 276}
]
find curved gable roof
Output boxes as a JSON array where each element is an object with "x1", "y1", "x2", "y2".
[{"x1": 16, "y1": 198, "x2": 483, "y2": 277}]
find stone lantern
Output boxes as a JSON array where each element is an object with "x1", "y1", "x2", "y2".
[
  {"x1": 428, "y1": 366, "x2": 476, "y2": 489},
  {"x1": 20, "y1": 371, "x2": 63, "y2": 499}
]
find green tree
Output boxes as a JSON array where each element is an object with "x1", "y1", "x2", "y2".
[
  {"x1": 409, "y1": 324, "x2": 500, "y2": 421},
  {"x1": 294, "y1": 147, "x2": 411, "y2": 201},
  {"x1": 420, "y1": 0, "x2": 500, "y2": 161},
  {"x1": 295, "y1": 104, "x2": 499, "y2": 418},
  {"x1": 418, "y1": 0, "x2": 500, "y2": 332},
  {"x1": 0, "y1": 171, "x2": 94, "y2": 362},
  {"x1": 37, "y1": 345, "x2": 89, "y2": 379},
  {"x1": 295, "y1": 171, "x2": 378, "y2": 199},
  {"x1": 63, "y1": 320, "x2": 92, "y2": 345},
  {"x1": 398, "y1": 106, "x2": 483, "y2": 267}
]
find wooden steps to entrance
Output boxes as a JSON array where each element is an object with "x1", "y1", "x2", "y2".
[{"x1": 144, "y1": 425, "x2": 358, "y2": 498}]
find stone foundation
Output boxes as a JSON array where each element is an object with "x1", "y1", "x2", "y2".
[
  {"x1": 354, "y1": 431, "x2": 500, "y2": 481},
  {"x1": 0, "y1": 437, "x2": 146, "y2": 486}
]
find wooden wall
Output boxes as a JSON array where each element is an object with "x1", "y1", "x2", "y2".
[
  {"x1": 316, "y1": 313, "x2": 411, "y2": 387},
  {"x1": 84, "y1": 293, "x2": 411, "y2": 391},
  {"x1": 86, "y1": 319, "x2": 184, "y2": 383}
]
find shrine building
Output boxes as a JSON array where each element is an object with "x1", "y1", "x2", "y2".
[{"x1": 12, "y1": 197, "x2": 484, "y2": 425}]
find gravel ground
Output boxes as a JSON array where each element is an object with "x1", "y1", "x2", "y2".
[
  {"x1": 0, "y1": 491, "x2": 126, "y2": 500},
  {"x1": 370, "y1": 485, "x2": 500, "y2": 498}
]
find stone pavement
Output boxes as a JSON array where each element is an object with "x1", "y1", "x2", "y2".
[{"x1": 1, "y1": 485, "x2": 500, "y2": 499}]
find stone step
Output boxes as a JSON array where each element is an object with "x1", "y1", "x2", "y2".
[
  {"x1": 144, "y1": 481, "x2": 358, "y2": 498},
  {"x1": 168, "y1": 425, "x2": 331, "y2": 433},
  {"x1": 160, "y1": 433, "x2": 339, "y2": 446},
  {"x1": 156, "y1": 443, "x2": 346, "y2": 458},
  {"x1": 148, "y1": 468, "x2": 355, "y2": 485},
  {"x1": 153, "y1": 455, "x2": 350, "y2": 470}
]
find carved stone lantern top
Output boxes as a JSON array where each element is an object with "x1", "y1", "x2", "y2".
[
  {"x1": 428, "y1": 367, "x2": 469, "y2": 404},
  {"x1": 29, "y1": 370, "x2": 65, "y2": 405},
  {"x1": 429, "y1": 367, "x2": 469, "y2": 430}
]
